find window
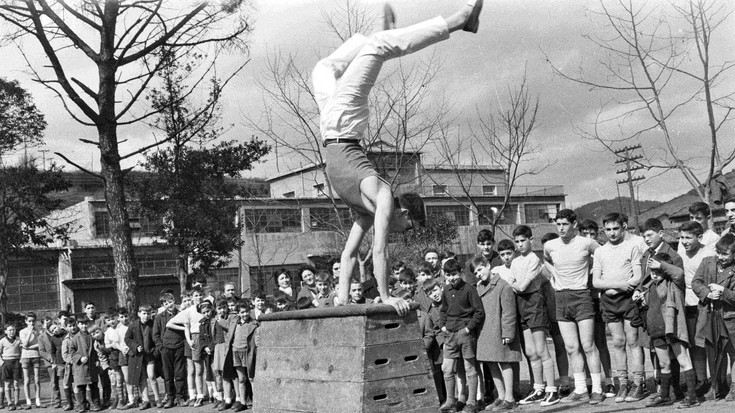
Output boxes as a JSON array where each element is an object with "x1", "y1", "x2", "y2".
[
  {"x1": 432, "y1": 185, "x2": 447, "y2": 196},
  {"x1": 477, "y1": 204, "x2": 518, "y2": 225},
  {"x1": 482, "y1": 185, "x2": 497, "y2": 195},
  {"x1": 138, "y1": 254, "x2": 178, "y2": 277},
  {"x1": 242, "y1": 208, "x2": 302, "y2": 233},
  {"x1": 426, "y1": 205, "x2": 470, "y2": 226},
  {"x1": 313, "y1": 183, "x2": 326, "y2": 197},
  {"x1": 7, "y1": 261, "x2": 58, "y2": 312},
  {"x1": 524, "y1": 203, "x2": 560, "y2": 224},
  {"x1": 282, "y1": 191, "x2": 295, "y2": 198},
  {"x1": 94, "y1": 209, "x2": 159, "y2": 238},
  {"x1": 310, "y1": 207, "x2": 352, "y2": 231}
]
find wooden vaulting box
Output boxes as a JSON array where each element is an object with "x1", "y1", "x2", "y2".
[{"x1": 253, "y1": 304, "x2": 438, "y2": 412}]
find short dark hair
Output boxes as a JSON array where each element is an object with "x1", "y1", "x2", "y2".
[
  {"x1": 679, "y1": 221, "x2": 704, "y2": 237},
  {"x1": 236, "y1": 299, "x2": 252, "y2": 312},
  {"x1": 397, "y1": 192, "x2": 426, "y2": 228},
  {"x1": 190, "y1": 286, "x2": 204, "y2": 295},
  {"x1": 724, "y1": 196, "x2": 735, "y2": 206},
  {"x1": 423, "y1": 248, "x2": 439, "y2": 258},
  {"x1": 602, "y1": 212, "x2": 625, "y2": 227},
  {"x1": 117, "y1": 307, "x2": 129, "y2": 316},
  {"x1": 540, "y1": 232, "x2": 559, "y2": 245},
  {"x1": 160, "y1": 292, "x2": 175, "y2": 303},
  {"x1": 298, "y1": 265, "x2": 316, "y2": 278},
  {"x1": 85, "y1": 301, "x2": 96, "y2": 308},
  {"x1": 642, "y1": 218, "x2": 664, "y2": 233},
  {"x1": 105, "y1": 308, "x2": 118, "y2": 319},
  {"x1": 512, "y1": 225, "x2": 533, "y2": 238},
  {"x1": 578, "y1": 219, "x2": 598, "y2": 233},
  {"x1": 653, "y1": 252, "x2": 673, "y2": 265},
  {"x1": 391, "y1": 261, "x2": 406, "y2": 272},
  {"x1": 716, "y1": 233, "x2": 735, "y2": 255},
  {"x1": 422, "y1": 279, "x2": 442, "y2": 293},
  {"x1": 689, "y1": 202, "x2": 710, "y2": 217},
  {"x1": 398, "y1": 268, "x2": 416, "y2": 284},
  {"x1": 497, "y1": 239, "x2": 515, "y2": 252},
  {"x1": 418, "y1": 261, "x2": 434, "y2": 274},
  {"x1": 314, "y1": 271, "x2": 331, "y2": 283},
  {"x1": 442, "y1": 258, "x2": 462, "y2": 274},
  {"x1": 25, "y1": 312, "x2": 36, "y2": 320},
  {"x1": 468, "y1": 256, "x2": 489, "y2": 274},
  {"x1": 215, "y1": 298, "x2": 228, "y2": 309},
  {"x1": 197, "y1": 301, "x2": 213, "y2": 313},
  {"x1": 555, "y1": 209, "x2": 577, "y2": 223},
  {"x1": 476, "y1": 229, "x2": 495, "y2": 244},
  {"x1": 138, "y1": 304, "x2": 153, "y2": 313},
  {"x1": 296, "y1": 296, "x2": 314, "y2": 310},
  {"x1": 254, "y1": 292, "x2": 267, "y2": 301},
  {"x1": 57, "y1": 311, "x2": 70, "y2": 319}
]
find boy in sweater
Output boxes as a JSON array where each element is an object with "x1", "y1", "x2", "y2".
[
  {"x1": 0, "y1": 324, "x2": 21, "y2": 410},
  {"x1": 19, "y1": 312, "x2": 42, "y2": 409},
  {"x1": 439, "y1": 258, "x2": 484, "y2": 412}
]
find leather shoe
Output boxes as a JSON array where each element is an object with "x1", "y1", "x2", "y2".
[{"x1": 463, "y1": 0, "x2": 483, "y2": 33}]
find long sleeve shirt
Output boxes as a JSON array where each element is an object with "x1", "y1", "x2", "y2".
[{"x1": 439, "y1": 279, "x2": 485, "y2": 333}]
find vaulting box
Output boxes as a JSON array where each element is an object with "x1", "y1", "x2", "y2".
[{"x1": 253, "y1": 304, "x2": 438, "y2": 412}]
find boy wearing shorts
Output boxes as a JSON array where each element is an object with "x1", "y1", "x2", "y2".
[
  {"x1": 314, "y1": 0, "x2": 483, "y2": 315},
  {"x1": 0, "y1": 324, "x2": 21, "y2": 410},
  {"x1": 19, "y1": 312, "x2": 42, "y2": 409}
]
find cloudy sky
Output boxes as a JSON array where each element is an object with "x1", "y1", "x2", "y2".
[{"x1": 2, "y1": 0, "x2": 733, "y2": 208}]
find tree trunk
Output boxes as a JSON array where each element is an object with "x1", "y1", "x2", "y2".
[
  {"x1": 0, "y1": 254, "x2": 7, "y2": 327},
  {"x1": 177, "y1": 255, "x2": 188, "y2": 297}
]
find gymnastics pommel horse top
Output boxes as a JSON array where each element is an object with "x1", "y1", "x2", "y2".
[{"x1": 253, "y1": 303, "x2": 439, "y2": 413}]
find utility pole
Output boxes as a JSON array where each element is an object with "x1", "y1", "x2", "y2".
[
  {"x1": 39, "y1": 149, "x2": 49, "y2": 169},
  {"x1": 614, "y1": 145, "x2": 645, "y2": 232}
]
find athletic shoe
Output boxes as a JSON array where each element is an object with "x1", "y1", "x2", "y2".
[
  {"x1": 460, "y1": 403, "x2": 477, "y2": 412},
  {"x1": 558, "y1": 386, "x2": 571, "y2": 398},
  {"x1": 615, "y1": 383, "x2": 629, "y2": 403},
  {"x1": 439, "y1": 398, "x2": 457, "y2": 412},
  {"x1": 519, "y1": 389, "x2": 545, "y2": 405},
  {"x1": 588, "y1": 392, "x2": 605, "y2": 405},
  {"x1": 646, "y1": 395, "x2": 673, "y2": 407},
  {"x1": 726, "y1": 384, "x2": 735, "y2": 402},
  {"x1": 625, "y1": 384, "x2": 646, "y2": 402},
  {"x1": 491, "y1": 400, "x2": 515, "y2": 411},
  {"x1": 677, "y1": 395, "x2": 700, "y2": 409},
  {"x1": 604, "y1": 384, "x2": 616, "y2": 398},
  {"x1": 540, "y1": 392, "x2": 560, "y2": 407},
  {"x1": 561, "y1": 391, "x2": 589, "y2": 403},
  {"x1": 695, "y1": 379, "x2": 711, "y2": 398}
]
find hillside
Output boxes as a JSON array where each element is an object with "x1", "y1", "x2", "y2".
[{"x1": 574, "y1": 197, "x2": 662, "y2": 224}]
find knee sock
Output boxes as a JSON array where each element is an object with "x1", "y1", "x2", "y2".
[
  {"x1": 467, "y1": 374, "x2": 478, "y2": 405},
  {"x1": 573, "y1": 373, "x2": 587, "y2": 394},
  {"x1": 443, "y1": 374, "x2": 457, "y2": 403},
  {"x1": 684, "y1": 369, "x2": 696, "y2": 399},
  {"x1": 659, "y1": 373, "x2": 671, "y2": 398},
  {"x1": 64, "y1": 388, "x2": 73, "y2": 407},
  {"x1": 530, "y1": 360, "x2": 543, "y2": 387},
  {"x1": 542, "y1": 359, "x2": 555, "y2": 390},
  {"x1": 590, "y1": 373, "x2": 603, "y2": 394},
  {"x1": 671, "y1": 362, "x2": 681, "y2": 394},
  {"x1": 692, "y1": 348, "x2": 707, "y2": 383}
]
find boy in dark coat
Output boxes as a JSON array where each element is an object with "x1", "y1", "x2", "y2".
[
  {"x1": 69, "y1": 319, "x2": 101, "y2": 412},
  {"x1": 124, "y1": 305, "x2": 159, "y2": 410},
  {"x1": 225, "y1": 300, "x2": 258, "y2": 412}
]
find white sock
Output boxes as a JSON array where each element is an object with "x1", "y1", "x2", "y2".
[
  {"x1": 574, "y1": 373, "x2": 587, "y2": 394},
  {"x1": 188, "y1": 389, "x2": 196, "y2": 399},
  {"x1": 546, "y1": 385, "x2": 558, "y2": 393},
  {"x1": 591, "y1": 373, "x2": 603, "y2": 394},
  {"x1": 225, "y1": 398, "x2": 232, "y2": 404}
]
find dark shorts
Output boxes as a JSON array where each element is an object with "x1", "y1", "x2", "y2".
[
  {"x1": 20, "y1": 357, "x2": 40, "y2": 369},
  {"x1": 555, "y1": 290, "x2": 596, "y2": 323},
  {"x1": 517, "y1": 292, "x2": 549, "y2": 331},
  {"x1": 651, "y1": 335, "x2": 688, "y2": 348},
  {"x1": 190, "y1": 333, "x2": 201, "y2": 362},
  {"x1": 599, "y1": 292, "x2": 637, "y2": 323},
  {"x1": 2, "y1": 359, "x2": 22, "y2": 381},
  {"x1": 232, "y1": 351, "x2": 249, "y2": 368},
  {"x1": 443, "y1": 329, "x2": 477, "y2": 360},
  {"x1": 118, "y1": 352, "x2": 128, "y2": 367},
  {"x1": 108, "y1": 349, "x2": 121, "y2": 369},
  {"x1": 185, "y1": 339, "x2": 192, "y2": 359},
  {"x1": 325, "y1": 142, "x2": 385, "y2": 216}
]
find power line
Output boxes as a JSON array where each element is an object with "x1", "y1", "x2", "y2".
[{"x1": 614, "y1": 145, "x2": 645, "y2": 231}]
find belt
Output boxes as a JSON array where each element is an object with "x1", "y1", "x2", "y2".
[{"x1": 323, "y1": 138, "x2": 360, "y2": 147}]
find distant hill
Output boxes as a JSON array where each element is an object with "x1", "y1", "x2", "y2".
[{"x1": 574, "y1": 197, "x2": 663, "y2": 224}]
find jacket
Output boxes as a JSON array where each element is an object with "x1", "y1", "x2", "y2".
[
  {"x1": 692, "y1": 257, "x2": 735, "y2": 347},
  {"x1": 224, "y1": 317, "x2": 258, "y2": 379},
  {"x1": 476, "y1": 276, "x2": 522, "y2": 363},
  {"x1": 439, "y1": 278, "x2": 485, "y2": 333},
  {"x1": 125, "y1": 319, "x2": 156, "y2": 385},
  {"x1": 69, "y1": 331, "x2": 99, "y2": 385},
  {"x1": 153, "y1": 308, "x2": 184, "y2": 350}
]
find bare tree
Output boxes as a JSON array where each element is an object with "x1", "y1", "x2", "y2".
[
  {"x1": 548, "y1": 0, "x2": 734, "y2": 224},
  {"x1": 0, "y1": 1, "x2": 252, "y2": 311},
  {"x1": 430, "y1": 71, "x2": 549, "y2": 235}
]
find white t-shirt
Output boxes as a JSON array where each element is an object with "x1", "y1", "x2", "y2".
[
  {"x1": 593, "y1": 238, "x2": 642, "y2": 285},
  {"x1": 491, "y1": 265, "x2": 513, "y2": 285},
  {"x1": 509, "y1": 252, "x2": 544, "y2": 293},
  {"x1": 544, "y1": 235, "x2": 599, "y2": 291},
  {"x1": 169, "y1": 305, "x2": 203, "y2": 334},
  {"x1": 682, "y1": 245, "x2": 716, "y2": 306}
]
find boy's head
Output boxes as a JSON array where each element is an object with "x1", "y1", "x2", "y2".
[
  {"x1": 253, "y1": 293, "x2": 266, "y2": 310},
  {"x1": 5, "y1": 324, "x2": 16, "y2": 338},
  {"x1": 236, "y1": 300, "x2": 252, "y2": 321},
  {"x1": 678, "y1": 221, "x2": 704, "y2": 253},
  {"x1": 512, "y1": 225, "x2": 533, "y2": 255},
  {"x1": 602, "y1": 212, "x2": 626, "y2": 245},
  {"x1": 84, "y1": 302, "x2": 96, "y2": 319},
  {"x1": 190, "y1": 287, "x2": 204, "y2": 306},
  {"x1": 715, "y1": 233, "x2": 735, "y2": 267},
  {"x1": 314, "y1": 271, "x2": 332, "y2": 295},
  {"x1": 25, "y1": 312, "x2": 37, "y2": 328},
  {"x1": 57, "y1": 310, "x2": 70, "y2": 327},
  {"x1": 330, "y1": 259, "x2": 341, "y2": 277},
  {"x1": 423, "y1": 279, "x2": 443, "y2": 303},
  {"x1": 300, "y1": 266, "x2": 316, "y2": 286},
  {"x1": 724, "y1": 196, "x2": 735, "y2": 228},
  {"x1": 274, "y1": 297, "x2": 289, "y2": 311},
  {"x1": 417, "y1": 262, "x2": 433, "y2": 285},
  {"x1": 77, "y1": 318, "x2": 93, "y2": 333},
  {"x1": 88, "y1": 324, "x2": 103, "y2": 341},
  {"x1": 226, "y1": 297, "x2": 238, "y2": 313},
  {"x1": 215, "y1": 298, "x2": 228, "y2": 317},
  {"x1": 66, "y1": 318, "x2": 79, "y2": 335},
  {"x1": 688, "y1": 202, "x2": 711, "y2": 229},
  {"x1": 469, "y1": 256, "x2": 492, "y2": 283},
  {"x1": 540, "y1": 232, "x2": 559, "y2": 245},
  {"x1": 138, "y1": 305, "x2": 152, "y2": 323},
  {"x1": 442, "y1": 258, "x2": 463, "y2": 287},
  {"x1": 423, "y1": 249, "x2": 440, "y2": 272},
  {"x1": 223, "y1": 282, "x2": 237, "y2": 298},
  {"x1": 160, "y1": 292, "x2": 176, "y2": 312},
  {"x1": 496, "y1": 239, "x2": 515, "y2": 266},
  {"x1": 641, "y1": 218, "x2": 664, "y2": 250},
  {"x1": 397, "y1": 268, "x2": 417, "y2": 292},
  {"x1": 578, "y1": 219, "x2": 599, "y2": 239},
  {"x1": 117, "y1": 308, "x2": 130, "y2": 325},
  {"x1": 296, "y1": 296, "x2": 314, "y2": 310},
  {"x1": 555, "y1": 209, "x2": 578, "y2": 239},
  {"x1": 349, "y1": 279, "x2": 364, "y2": 302},
  {"x1": 389, "y1": 193, "x2": 426, "y2": 233},
  {"x1": 105, "y1": 309, "x2": 119, "y2": 329},
  {"x1": 42, "y1": 315, "x2": 54, "y2": 330},
  {"x1": 391, "y1": 261, "x2": 406, "y2": 279},
  {"x1": 476, "y1": 229, "x2": 495, "y2": 256}
]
